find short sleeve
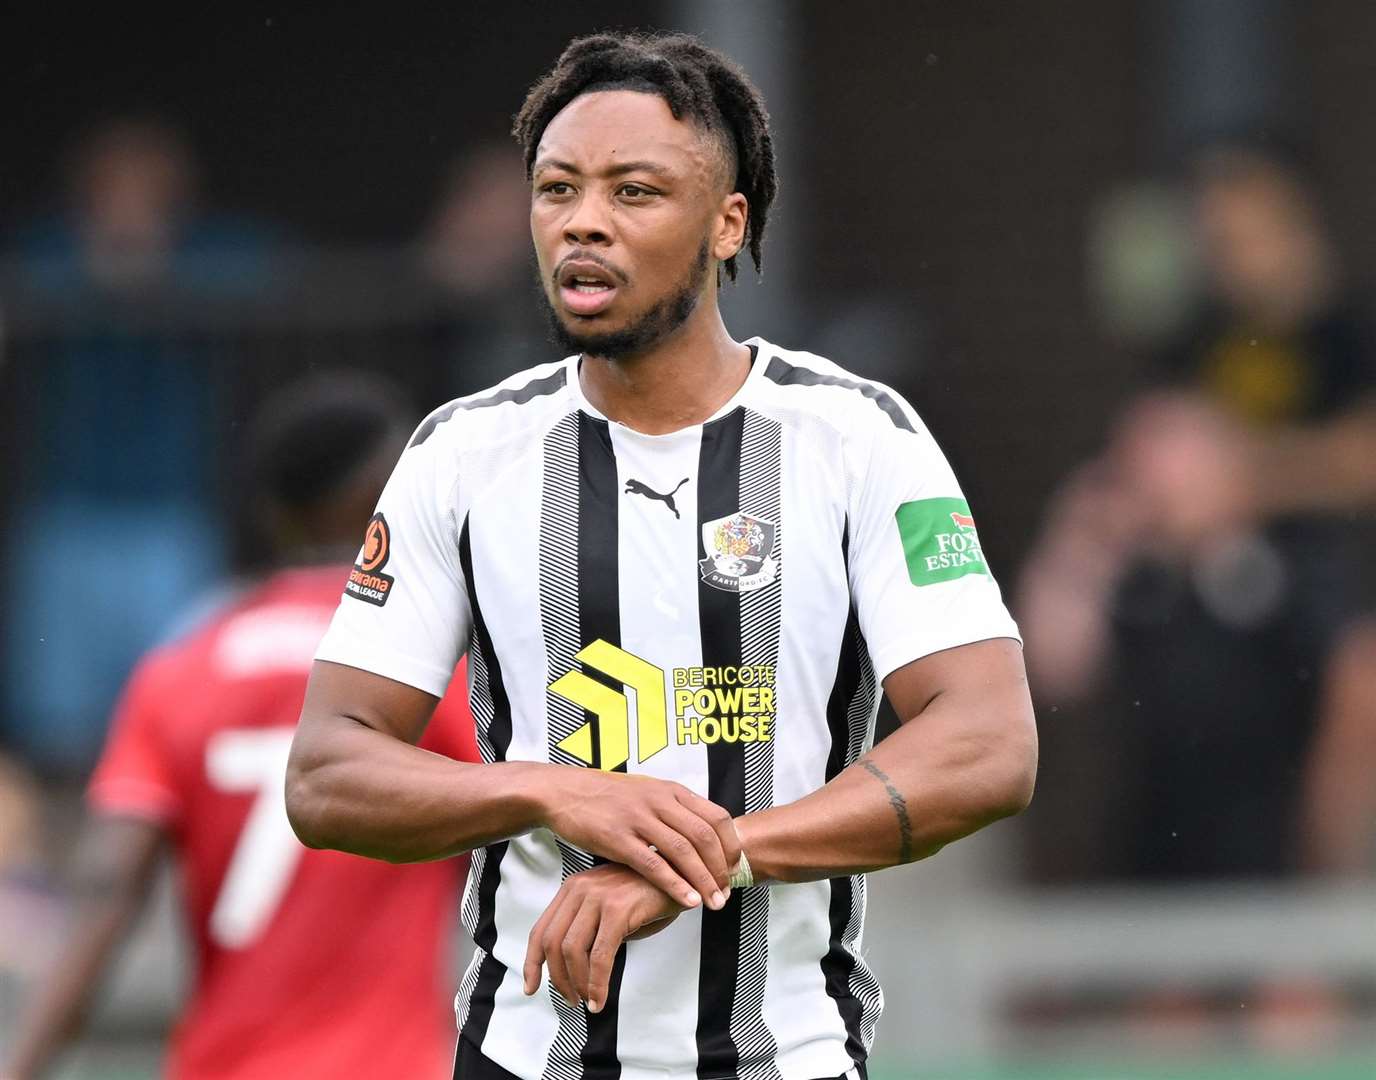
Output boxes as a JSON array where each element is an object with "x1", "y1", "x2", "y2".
[
  {"x1": 314, "y1": 431, "x2": 472, "y2": 698},
  {"x1": 846, "y1": 394, "x2": 1022, "y2": 682},
  {"x1": 87, "y1": 658, "x2": 182, "y2": 825}
]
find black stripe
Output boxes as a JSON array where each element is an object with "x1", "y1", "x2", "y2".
[
  {"x1": 819, "y1": 524, "x2": 868, "y2": 1066},
  {"x1": 695, "y1": 407, "x2": 745, "y2": 1079},
  {"x1": 823, "y1": 524, "x2": 859, "y2": 786},
  {"x1": 577, "y1": 411, "x2": 627, "y2": 1079},
  {"x1": 459, "y1": 516, "x2": 514, "y2": 1049},
  {"x1": 822, "y1": 882, "x2": 866, "y2": 1067},
  {"x1": 762, "y1": 356, "x2": 915, "y2": 433},
  {"x1": 410, "y1": 367, "x2": 569, "y2": 447}
]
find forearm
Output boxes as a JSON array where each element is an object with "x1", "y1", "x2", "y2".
[
  {"x1": 6, "y1": 819, "x2": 161, "y2": 1080},
  {"x1": 1248, "y1": 407, "x2": 1376, "y2": 516},
  {"x1": 1015, "y1": 557, "x2": 1114, "y2": 703},
  {"x1": 6, "y1": 897, "x2": 138, "y2": 1079},
  {"x1": 286, "y1": 715, "x2": 552, "y2": 862},
  {"x1": 736, "y1": 689, "x2": 1037, "y2": 884}
]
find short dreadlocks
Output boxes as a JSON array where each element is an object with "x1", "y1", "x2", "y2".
[{"x1": 513, "y1": 30, "x2": 778, "y2": 282}]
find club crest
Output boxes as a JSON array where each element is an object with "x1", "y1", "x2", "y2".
[{"x1": 699, "y1": 512, "x2": 778, "y2": 593}]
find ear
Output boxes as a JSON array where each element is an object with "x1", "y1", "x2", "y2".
[{"x1": 713, "y1": 191, "x2": 749, "y2": 263}]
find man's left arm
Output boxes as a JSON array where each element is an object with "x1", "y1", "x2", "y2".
[
  {"x1": 737, "y1": 636, "x2": 1035, "y2": 883},
  {"x1": 522, "y1": 636, "x2": 1035, "y2": 1011}
]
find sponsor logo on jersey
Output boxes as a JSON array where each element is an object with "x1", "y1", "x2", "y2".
[
  {"x1": 895, "y1": 497, "x2": 988, "y2": 585},
  {"x1": 344, "y1": 512, "x2": 395, "y2": 606},
  {"x1": 699, "y1": 512, "x2": 778, "y2": 593},
  {"x1": 549, "y1": 643, "x2": 777, "y2": 768},
  {"x1": 550, "y1": 641, "x2": 668, "y2": 771},
  {"x1": 672, "y1": 665, "x2": 775, "y2": 747}
]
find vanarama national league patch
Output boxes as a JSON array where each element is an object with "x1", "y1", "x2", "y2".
[
  {"x1": 895, "y1": 497, "x2": 988, "y2": 586},
  {"x1": 345, "y1": 512, "x2": 395, "y2": 606}
]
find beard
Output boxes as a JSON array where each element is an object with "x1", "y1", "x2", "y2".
[{"x1": 543, "y1": 240, "x2": 711, "y2": 360}]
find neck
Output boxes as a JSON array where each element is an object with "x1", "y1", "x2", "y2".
[{"x1": 578, "y1": 303, "x2": 752, "y2": 435}]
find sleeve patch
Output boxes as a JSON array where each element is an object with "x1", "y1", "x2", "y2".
[
  {"x1": 344, "y1": 512, "x2": 395, "y2": 606},
  {"x1": 895, "y1": 498, "x2": 988, "y2": 585}
]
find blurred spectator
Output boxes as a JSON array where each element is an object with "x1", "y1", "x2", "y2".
[
  {"x1": 1, "y1": 117, "x2": 277, "y2": 772},
  {"x1": 0, "y1": 753, "x2": 41, "y2": 873},
  {"x1": 1019, "y1": 139, "x2": 1376, "y2": 880},
  {"x1": 3, "y1": 374, "x2": 477, "y2": 1080},
  {"x1": 415, "y1": 142, "x2": 547, "y2": 394}
]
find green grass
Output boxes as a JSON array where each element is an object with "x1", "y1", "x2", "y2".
[{"x1": 869, "y1": 1057, "x2": 1376, "y2": 1080}]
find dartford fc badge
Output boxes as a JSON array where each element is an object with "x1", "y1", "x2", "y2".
[{"x1": 699, "y1": 512, "x2": 778, "y2": 593}]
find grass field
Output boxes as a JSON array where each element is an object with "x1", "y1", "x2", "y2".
[
  {"x1": 868, "y1": 1058, "x2": 1376, "y2": 1080},
  {"x1": 52, "y1": 1049, "x2": 1376, "y2": 1080}
]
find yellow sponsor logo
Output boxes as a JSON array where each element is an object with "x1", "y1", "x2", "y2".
[
  {"x1": 549, "y1": 645, "x2": 778, "y2": 766},
  {"x1": 549, "y1": 640, "x2": 667, "y2": 771},
  {"x1": 672, "y1": 665, "x2": 776, "y2": 746}
]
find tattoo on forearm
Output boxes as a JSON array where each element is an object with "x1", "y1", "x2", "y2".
[{"x1": 860, "y1": 760, "x2": 914, "y2": 863}]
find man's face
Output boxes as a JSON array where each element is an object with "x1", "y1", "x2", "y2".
[
  {"x1": 530, "y1": 90, "x2": 744, "y2": 358},
  {"x1": 1193, "y1": 160, "x2": 1323, "y2": 317}
]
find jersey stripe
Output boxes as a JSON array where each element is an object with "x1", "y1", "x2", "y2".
[
  {"x1": 761, "y1": 356, "x2": 915, "y2": 433},
  {"x1": 411, "y1": 367, "x2": 569, "y2": 447},
  {"x1": 537, "y1": 412, "x2": 595, "y2": 1079},
  {"x1": 733, "y1": 410, "x2": 783, "y2": 1080},
  {"x1": 576, "y1": 413, "x2": 628, "y2": 1078},
  {"x1": 695, "y1": 408, "x2": 746, "y2": 1077},
  {"x1": 457, "y1": 516, "x2": 515, "y2": 1048},
  {"x1": 819, "y1": 526, "x2": 883, "y2": 1065}
]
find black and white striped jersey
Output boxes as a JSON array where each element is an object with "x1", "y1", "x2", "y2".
[{"x1": 316, "y1": 337, "x2": 1020, "y2": 1080}]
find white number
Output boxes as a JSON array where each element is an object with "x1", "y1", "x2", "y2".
[{"x1": 204, "y1": 728, "x2": 302, "y2": 949}]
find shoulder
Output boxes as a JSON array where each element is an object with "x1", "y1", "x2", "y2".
[
  {"x1": 115, "y1": 632, "x2": 203, "y2": 721},
  {"x1": 749, "y1": 339, "x2": 923, "y2": 437},
  {"x1": 408, "y1": 357, "x2": 576, "y2": 455}
]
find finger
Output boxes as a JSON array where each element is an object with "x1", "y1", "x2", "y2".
[
  {"x1": 563, "y1": 897, "x2": 602, "y2": 1006},
  {"x1": 675, "y1": 790, "x2": 742, "y2": 873},
  {"x1": 542, "y1": 892, "x2": 583, "y2": 1007},
  {"x1": 616, "y1": 837, "x2": 702, "y2": 910},
  {"x1": 640, "y1": 820, "x2": 721, "y2": 910},
  {"x1": 659, "y1": 800, "x2": 731, "y2": 896},
  {"x1": 524, "y1": 889, "x2": 568, "y2": 995},
  {"x1": 586, "y1": 909, "x2": 628, "y2": 1014}
]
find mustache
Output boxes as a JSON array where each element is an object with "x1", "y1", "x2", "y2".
[{"x1": 552, "y1": 250, "x2": 630, "y2": 287}]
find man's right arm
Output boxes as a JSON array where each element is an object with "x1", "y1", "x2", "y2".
[{"x1": 286, "y1": 660, "x2": 739, "y2": 909}]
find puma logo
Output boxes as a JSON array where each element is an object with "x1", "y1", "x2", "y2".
[{"x1": 625, "y1": 477, "x2": 690, "y2": 519}]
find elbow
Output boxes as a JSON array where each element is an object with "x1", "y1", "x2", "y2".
[
  {"x1": 970, "y1": 718, "x2": 1039, "y2": 825},
  {"x1": 990, "y1": 721, "x2": 1039, "y2": 819},
  {"x1": 284, "y1": 750, "x2": 330, "y2": 851}
]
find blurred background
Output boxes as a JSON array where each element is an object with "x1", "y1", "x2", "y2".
[{"x1": 2, "y1": 1, "x2": 1374, "y2": 1077}]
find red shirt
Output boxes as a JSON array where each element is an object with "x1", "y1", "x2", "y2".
[{"x1": 88, "y1": 566, "x2": 477, "y2": 1080}]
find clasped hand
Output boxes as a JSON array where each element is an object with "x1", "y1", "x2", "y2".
[
  {"x1": 528, "y1": 770, "x2": 742, "y2": 1011},
  {"x1": 523, "y1": 862, "x2": 695, "y2": 1012}
]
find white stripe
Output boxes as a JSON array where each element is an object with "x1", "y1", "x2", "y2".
[
  {"x1": 761, "y1": 418, "x2": 856, "y2": 1069},
  {"x1": 607, "y1": 422, "x2": 708, "y2": 1075}
]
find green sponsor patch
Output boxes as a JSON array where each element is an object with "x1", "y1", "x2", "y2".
[{"x1": 895, "y1": 497, "x2": 987, "y2": 585}]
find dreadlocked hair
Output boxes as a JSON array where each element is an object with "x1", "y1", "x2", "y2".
[{"x1": 513, "y1": 30, "x2": 777, "y2": 282}]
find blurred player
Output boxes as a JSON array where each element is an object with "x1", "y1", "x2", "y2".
[
  {"x1": 3, "y1": 375, "x2": 478, "y2": 1080},
  {"x1": 288, "y1": 31, "x2": 1035, "y2": 1079}
]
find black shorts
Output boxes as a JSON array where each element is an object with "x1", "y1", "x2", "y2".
[{"x1": 453, "y1": 1037, "x2": 867, "y2": 1080}]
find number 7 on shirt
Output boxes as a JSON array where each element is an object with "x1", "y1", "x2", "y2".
[{"x1": 204, "y1": 728, "x2": 302, "y2": 949}]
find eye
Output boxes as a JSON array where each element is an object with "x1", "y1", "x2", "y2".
[
  {"x1": 617, "y1": 183, "x2": 656, "y2": 199},
  {"x1": 539, "y1": 181, "x2": 574, "y2": 197}
]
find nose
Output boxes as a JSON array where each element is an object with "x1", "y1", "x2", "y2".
[{"x1": 563, "y1": 191, "x2": 613, "y2": 246}]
